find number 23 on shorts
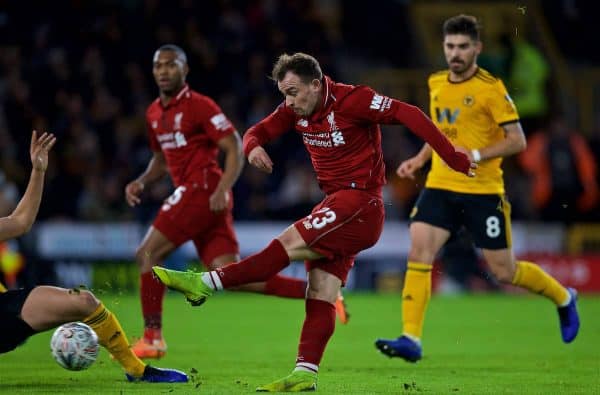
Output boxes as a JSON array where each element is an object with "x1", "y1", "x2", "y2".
[{"x1": 305, "y1": 208, "x2": 337, "y2": 230}]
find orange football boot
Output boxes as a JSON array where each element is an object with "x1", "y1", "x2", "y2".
[
  {"x1": 335, "y1": 294, "x2": 350, "y2": 324},
  {"x1": 131, "y1": 338, "x2": 167, "y2": 359}
]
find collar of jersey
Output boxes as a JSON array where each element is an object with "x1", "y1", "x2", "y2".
[
  {"x1": 308, "y1": 75, "x2": 335, "y2": 121},
  {"x1": 159, "y1": 84, "x2": 190, "y2": 108}
]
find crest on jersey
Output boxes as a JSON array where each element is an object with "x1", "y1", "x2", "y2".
[
  {"x1": 463, "y1": 95, "x2": 475, "y2": 106},
  {"x1": 297, "y1": 119, "x2": 308, "y2": 127},
  {"x1": 152, "y1": 120, "x2": 158, "y2": 129},
  {"x1": 327, "y1": 111, "x2": 338, "y2": 132},
  {"x1": 174, "y1": 112, "x2": 183, "y2": 130}
]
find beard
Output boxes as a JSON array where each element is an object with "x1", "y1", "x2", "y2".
[{"x1": 449, "y1": 57, "x2": 474, "y2": 74}]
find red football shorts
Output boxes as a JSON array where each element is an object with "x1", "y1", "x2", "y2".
[
  {"x1": 153, "y1": 182, "x2": 239, "y2": 266},
  {"x1": 294, "y1": 189, "x2": 384, "y2": 284}
]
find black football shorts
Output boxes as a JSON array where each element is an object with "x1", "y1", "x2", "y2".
[
  {"x1": 410, "y1": 188, "x2": 512, "y2": 250},
  {"x1": 0, "y1": 287, "x2": 36, "y2": 354}
]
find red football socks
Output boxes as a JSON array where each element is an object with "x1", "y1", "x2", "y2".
[
  {"x1": 216, "y1": 239, "x2": 290, "y2": 288},
  {"x1": 296, "y1": 298, "x2": 336, "y2": 366},
  {"x1": 140, "y1": 271, "x2": 166, "y2": 340},
  {"x1": 264, "y1": 275, "x2": 307, "y2": 299}
]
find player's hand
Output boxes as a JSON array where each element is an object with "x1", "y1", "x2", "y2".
[
  {"x1": 209, "y1": 188, "x2": 230, "y2": 212},
  {"x1": 396, "y1": 157, "x2": 423, "y2": 179},
  {"x1": 30, "y1": 130, "x2": 57, "y2": 172},
  {"x1": 125, "y1": 180, "x2": 144, "y2": 207},
  {"x1": 248, "y1": 146, "x2": 273, "y2": 173},
  {"x1": 450, "y1": 147, "x2": 477, "y2": 177}
]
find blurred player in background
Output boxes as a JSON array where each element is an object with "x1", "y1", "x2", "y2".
[
  {"x1": 125, "y1": 45, "x2": 340, "y2": 359},
  {"x1": 0, "y1": 131, "x2": 187, "y2": 383},
  {"x1": 153, "y1": 52, "x2": 473, "y2": 391},
  {"x1": 375, "y1": 14, "x2": 580, "y2": 363}
]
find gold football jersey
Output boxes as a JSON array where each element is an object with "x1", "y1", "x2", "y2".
[{"x1": 425, "y1": 68, "x2": 519, "y2": 194}]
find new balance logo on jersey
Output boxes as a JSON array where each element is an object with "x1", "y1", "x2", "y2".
[
  {"x1": 435, "y1": 107, "x2": 460, "y2": 124},
  {"x1": 210, "y1": 113, "x2": 232, "y2": 131}
]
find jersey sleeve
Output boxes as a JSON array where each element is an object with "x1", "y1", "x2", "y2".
[
  {"x1": 196, "y1": 97, "x2": 236, "y2": 143},
  {"x1": 487, "y1": 79, "x2": 520, "y2": 125},
  {"x1": 343, "y1": 85, "x2": 471, "y2": 175},
  {"x1": 242, "y1": 103, "x2": 295, "y2": 156},
  {"x1": 341, "y1": 86, "x2": 401, "y2": 124}
]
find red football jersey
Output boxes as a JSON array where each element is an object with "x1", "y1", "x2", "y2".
[
  {"x1": 146, "y1": 85, "x2": 236, "y2": 186},
  {"x1": 243, "y1": 76, "x2": 464, "y2": 195}
]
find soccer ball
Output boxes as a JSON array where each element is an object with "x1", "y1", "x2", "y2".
[{"x1": 50, "y1": 322, "x2": 99, "y2": 371}]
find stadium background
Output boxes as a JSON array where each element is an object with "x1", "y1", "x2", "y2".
[{"x1": 0, "y1": 0, "x2": 599, "y2": 294}]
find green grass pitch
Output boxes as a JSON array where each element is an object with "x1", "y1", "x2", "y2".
[{"x1": 1, "y1": 292, "x2": 598, "y2": 394}]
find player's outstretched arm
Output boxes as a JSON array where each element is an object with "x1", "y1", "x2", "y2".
[
  {"x1": 346, "y1": 87, "x2": 474, "y2": 176},
  {"x1": 0, "y1": 130, "x2": 56, "y2": 241},
  {"x1": 392, "y1": 102, "x2": 474, "y2": 176},
  {"x1": 125, "y1": 151, "x2": 167, "y2": 207},
  {"x1": 210, "y1": 132, "x2": 244, "y2": 211}
]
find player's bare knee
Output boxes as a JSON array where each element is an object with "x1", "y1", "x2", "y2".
[
  {"x1": 75, "y1": 290, "x2": 100, "y2": 315},
  {"x1": 306, "y1": 276, "x2": 339, "y2": 303},
  {"x1": 277, "y1": 226, "x2": 305, "y2": 251},
  {"x1": 306, "y1": 281, "x2": 319, "y2": 296},
  {"x1": 306, "y1": 287, "x2": 336, "y2": 303}
]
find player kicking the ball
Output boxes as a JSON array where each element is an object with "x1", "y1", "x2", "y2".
[{"x1": 153, "y1": 52, "x2": 474, "y2": 391}]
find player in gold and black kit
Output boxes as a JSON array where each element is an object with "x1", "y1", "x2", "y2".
[{"x1": 376, "y1": 14, "x2": 580, "y2": 362}]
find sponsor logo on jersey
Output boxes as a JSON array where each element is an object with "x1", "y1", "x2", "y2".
[
  {"x1": 210, "y1": 113, "x2": 232, "y2": 131},
  {"x1": 435, "y1": 107, "x2": 460, "y2": 124},
  {"x1": 327, "y1": 111, "x2": 345, "y2": 146},
  {"x1": 302, "y1": 130, "x2": 345, "y2": 147},
  {"x1": 174, "y1": 131, "x2": 187, "y2": 147},
  {"x1": 156, "y1": 132, "x2": 187, "y2": 149},
  {"x1": 370, "y1": 93, "x2": 392, "y2": 112},
  {"x1": 370, "y1": 94, "x2": 383, "y2": 110},
  {"x1": 332, "y1": 130, "x2": 345, "y2": 146},
  {"x1": 302, "y1": 132, "x2": 333, "y2": 148}
]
